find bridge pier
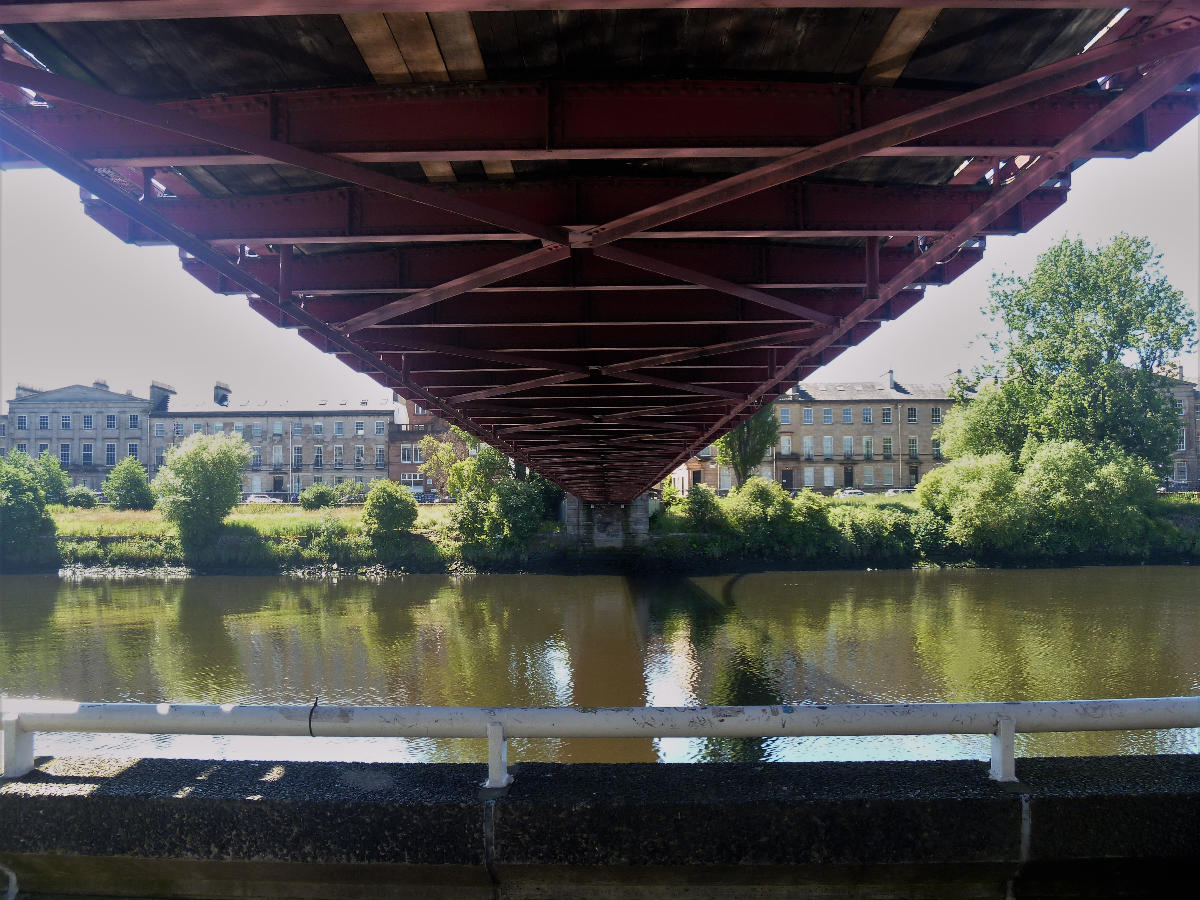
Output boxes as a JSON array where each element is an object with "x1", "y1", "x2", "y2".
[{"x1": 563, "y1": 494, "x2": 650, "y2": 549}]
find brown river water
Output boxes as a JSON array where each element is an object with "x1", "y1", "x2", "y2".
[{"x1": 1, "y1": 567, "x2": 1198, "y2": 764}]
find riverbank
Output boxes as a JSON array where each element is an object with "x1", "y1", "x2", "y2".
[{"x1": 2, "y1": 493, "x2": 1197, "y2": 577}]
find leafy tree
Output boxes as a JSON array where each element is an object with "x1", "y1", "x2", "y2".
[
  {"x1": 298, "y1": 482, "x2": 337, "y2": 509},
  {"x1": 362, "y1": 479, "x2": 419, "y2": 556},
  {"x1": 64, "y1": 484, "x2": 98, "y2": 508},
  {"x1": 103, "y1": 456, "x2": 156, "y2": 510},
  {"x1": 446, "y1": 445, "x2": 511, "y2": 500},
  {"x1": 35, "y1": 449, "x2": 71, "y2": 504},
  {"x1": 916, "y1": 454, "x2": 1024, "y2": 558},
  {"x1": 950, "y1": 234, "x2": 1195, "y2": 468},
  {"x1": 334, "y1": 480, "x2": 367, "y2": 503},
  {"x1": 0, "y1": 454, "x2": 54, "y2": 567},
  {"x1": 152, "y1": 432, "x2": 252, "y2": 541},
  {"x1": 418, "y1": 433, "x2": 467, "y2": 494},
  {"x1": 715, "y1": 406, "x2": 779, "y2": 488}
]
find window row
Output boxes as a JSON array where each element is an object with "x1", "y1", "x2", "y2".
[
  {"x1": 14, "y1": 414, "x2": 140, "y2": 430},
  {"x1": 784, "y1": 406, "x2": 943, "y2": 426},
  {"x1": 244, "y1": 445, "x2": 391, "y2": 469},
  {"x1": 17, "y1": 442, "x2": 143, "y2": 465},
  {"x1": 153, "y1": 419, "x2": 388, "y2": 438},
  {"x1": 801, "y1": 466, "x2": 896, "y2": 488},
  {"x1": 781, "y1": 435, "x2": 940, "y2": 460}
]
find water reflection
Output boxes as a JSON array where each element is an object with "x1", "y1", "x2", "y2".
[{"x1": 1, "y1": 568, "x2": 1198, "y2": 763}]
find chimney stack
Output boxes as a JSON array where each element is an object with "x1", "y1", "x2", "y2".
[
  {"x1": 149, "y1": 381, "x2": 176, "y2": 413},
  {"x1": 213, "y1": 382, "x2": 232, "y2": 406},
  {"x1": 14, "y1": 383, "x2": 41, "y2": 400},
  {"x1": 886, "y1": 369, "x2": 895, "y2": 390},
  {"x1": 92, "y1": 379, "x2": 108, "y2": 390}
]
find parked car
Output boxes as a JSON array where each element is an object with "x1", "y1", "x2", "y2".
[
  {"x1": 244, "y1": 493, "x2": 283, "y2": 504},
  {"x1": 884, "y1": 488, "x2": 914, "y2": 496},
  {"x1": 835, "y1": 488, "x2": 866, "y2": 497},
  {"x1": 415, "y1": 492, "x2": 439, "y2": 504}
]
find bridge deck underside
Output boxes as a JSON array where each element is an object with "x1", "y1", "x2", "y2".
[{"x1": 1, "y1": 3, "x2": 1198, "y2": 501}]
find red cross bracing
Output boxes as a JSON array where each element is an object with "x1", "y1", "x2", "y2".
[{"x1": 2, "y1": 2, "x2": 1198, "y2": 502}]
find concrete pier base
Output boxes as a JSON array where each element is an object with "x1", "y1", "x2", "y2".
[
  {"x1": 3, "y1": 756, "x2": 1200, "y2": 899},
  {"x1": 563, "y1": 494, "x2": 650, "y2": 549}
]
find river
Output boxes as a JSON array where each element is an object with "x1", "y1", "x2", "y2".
[{"x1": 1, "y1": 568, "x2": 1198, "y2": 764}]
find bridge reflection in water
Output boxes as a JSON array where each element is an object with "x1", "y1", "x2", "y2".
[{"x1": 2, "y1": 567, "x2": 1199, "y2": 764}]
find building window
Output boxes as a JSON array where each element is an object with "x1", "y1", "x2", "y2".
[
  {"x1": 780, "y1": 435, "x2": 792, "y2": 455},
  {"x1": 273, "y1": 421, "x2": 283, "y2": 436},
  {"x1": 105, "y1": 443, "x2": 117, "y2": 466},
  {"x1": 802, "y1": 436, "x2": 813, "y2": 460},
  {"x1": 61, "y1": 415, "x2": 71, "y2": 429},
  {"x1": 59, "y1": 443, "x2": 70, "y2": 465},
  {"x1": 252, "y1": 422, "x2": 263, "y2": 438},
  {"x1": 375, "y1": 446, "x2": 386, "y2": 468},
  {"x1": 908, "y1": 437, "x2": 919, "y2": 459},
  {"x1": 355, "y1": 421, "x2": 365, "y2": 436},
  {"x1": 272, "y1": 446, "x2": 283, "y2": 468},
  {"x1": 931, "y1": 406, "x2": 943, "y2": 425},
  {"x1": 313, "y1": 476, "x2": 323, "y2": 485},
  {"x1": 414, "y1": 404, "x2": 428, "y2": 416},
  {"x1": 293, "y1": 446, "x2": 303, "y2": 469},
  {"x1": 37, "y1": 443, "x2": 48, "y2": 455},
  {"x1": 212, "y1": 422, "x2": 223, "y2": 434},
  {"x1": 82, "y1": 443, "x2": 93, "y2": 465},
  {"x1": 292, "y1": 422, "x2": 303, "y2": 437},
  {"x1": 822, "y1": 436, "x2": 833, "y2": 459},
  {"x1": 823, "y1": 466, "x2": 835, "y2": 488},
  {"x1": 129, "y1": 414, "x2": 140, "y2": 429},
  {"x1": 1176, "y1": 399, "x2": 1186, "y2": 416},
  {"x1": 313, "y1": 423, "x2": 323, "y2": 436},
  {"x1": 414, "y1": 444, "x2": 423, "y2": 464},
  {"x1": 803, "y1": 467, "x2": 815, "y2": 487},
  {"x1": 154, "y1": 423, "x2": 165, "y2": 437},
  {"x1": 1174, "y1": 461, "x2": 1189, "y2": 483},
  {"x1": 17, "y1": 443, "x2": 28, "y2": 454},
  {"x1": 803, "y1": 408, "x2": 813, "y2": 425},
  {"x1": 1179, "y1": 428, "x2": 1188, "y2": 452},
  {"x1": 842, "y1": 407, "x2": 852, "y2": 424},
  {"x1": 400, "y1": 472, "x2": 422, "y2": 485},
  {"x1": 354, "y1": 445, "x2": 365, "y2": 468},
  {"x1": 863, "y1": 437, "x2": 873, "y2": 460},
  {"x1": 252, "y1": 447, "x2": 262, "y2": 468},
  {"x1": 106, "y1": 414, "x2": 117, "y2": 430},
  {"x1": 881, "y1": 408, "x2": 892, "y2": 425},
  {"x1": 193, "y1": 423, "x2": 204, "y2": 434},
  {"x1": 822, "y1": 408, "x2": 833, "y2": 425},
  {"x1": 82, "y1": 414, "x2": 93, "y2": 430},
  {"x1": 313, "y1": 445, "x2": 323, "y2": 468},
  {"x1": 401, "y1": 444, "x2": 412, "y2": 464},
  {"x1": 172, "y1": 422, "x2": 182, "y2": 437},
  {"x1": 932, "y1": 438, "x2": 943, "y2": 461},
  {"x1": 884, "y1": 466, "x2": 894, "y2": 487},
  {"x1": 127, "y1": 443, "x2": 139, "y2": 461},
  {"x1": 17, "y1": 415, "x2": 28, "y2": 430},
  {"x1": 39, "y1": 415, "x2": 49, "y2": 430},
  {"x1": 155, "y1": 448, "x2": 165, "y2": 467},
  {"x1": 334, "y1": 445, "x2": 344, "y2": 468},
  {"x1": 862, "y1": 408, "x2": 872, "y2": 424},
  {"x1": 882, "y1": 437, "x2": 893, "y2": 460},
  {"x1": 293, "y1": 475, "x2": 302, "y2": 495},
  {"x1": 335, "y1": 422, "x2": 345, "y2": 437},
  {"x1": 376, "y1": 420, "x2": 386, "y2": 435},
  {"x1": 699, "y1": 445, "x2": 713, "y2": 459},
  {"x1": 863, "y1": 466, "x2": 874, "y2": 487},
  {"x1": 778, "y1": 408, "x2": 791, "y2": 425},
  {"x1": 906, "y1": 407, "x2": 918, "y2": 424},
  {"x1": 843, "y1": 436, "x2": 853, "y2": 459},
  {"x1": 234, "y1": 423, "x2": 243, "y2": 436}
]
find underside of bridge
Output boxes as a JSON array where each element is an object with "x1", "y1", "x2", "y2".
[{"x1": 1, "y1": 2, "x2": 1198, "y2": 501}]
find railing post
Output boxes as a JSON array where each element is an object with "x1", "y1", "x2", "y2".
[
  {"x1": 484, "y1": 721, "x2": 512, "y2": 788},
  {"x1": 989, "y1": 715, "x2": 1016, "y2": 782},
  {"x1": 2, "y1": 713, "x2": 35, "y2": 779}
]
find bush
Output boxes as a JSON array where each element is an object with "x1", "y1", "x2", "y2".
[
  {"x1": 826, "y1": 504, "x2": 915, "y2": 567},
  {"x1": 363, "y1": 480, "x2": 419, "y2": 557},
  {"x1": 103, "y1": 456, "x2": 156, "y2": 510},
  {"x1": 0, "y1": 455, "x2": 54, "y2": 568},
  {"x1": 60, "y1": 539, "x2": 105, "y2": 565},
  {"x1": 916, "y1": 454, "x2": 1024, "y2": 559},
  {"x1": 725, "y1": 478, "x2": 798, "y2": 557},
  {"x1": 64, "y1": 484, "x2": 98, "y2": 508},
  {"x1": 299, "y1": 482, "x2": 337, "y2": 510},
  {"x1": 682, "y1": 484, "x2": 726, "y2": 533},
  {"x1": 661, "y1": 479, "x2": 681, "y2": 508},
  {"x1": 153, "y1": 432, "x2": 252, "y2": 543}
]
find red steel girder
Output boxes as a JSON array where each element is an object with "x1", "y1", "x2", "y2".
[
  {"x1": 4, "y1": 81, "x2": 1195, "y2": 168},
  {"x1": 80, "y1": 181, "x2": 1069, "y2": 245},
  {"x1": 183, "y1": 243, "x2": 983, "y2": 297}
]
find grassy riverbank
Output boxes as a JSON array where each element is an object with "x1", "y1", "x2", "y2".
[{"x1": 3, "y1": 490, "x2": 1196, "y2": 576}]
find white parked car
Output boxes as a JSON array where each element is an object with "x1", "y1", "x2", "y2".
[
  {"x1": 884, "y1": 488, "x2": 915, "y2": 496},
  {"x1": 244, "y1": 493, "x2": 283, "y2": 504},
  {"x1": 836, "y1": 488, "x2": 866, "y2": 497}
]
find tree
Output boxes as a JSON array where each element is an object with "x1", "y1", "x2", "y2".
[
  {"x1": 949, "y1": 234, "x2": 1196, "y2": 468},
  {"x1": 103, "y1": 456, "x2": 156, "y2": 510},
  {"x1": 715, "y1": 405, "x2": 779, "y2": 488},
  {"x1": 152, "y1": 432, "x2": 251, "y2": 541},
  {"x1": 298, "y1": 482, "x2": 337, "y2": 509},
  {"x1": 0, "y1": 454, "x2": 54, "y2": 566},
  {"x1": 35, "y1": 449, "x2": 71, "y2": 504},
  {"x1": 418, "y1": 433, "x2": 468, "y2": 494},
  {"x1": 362, "y1": 479, "x2": 419, "y2": 555}
]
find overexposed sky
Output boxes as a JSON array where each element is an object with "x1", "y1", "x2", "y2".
[{"x1": 1, "y1": 120, "x2": 1197, "y2": 411}]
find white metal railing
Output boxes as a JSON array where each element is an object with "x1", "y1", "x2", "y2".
[{"x1": 4, "y1": 697, "x2": 1200, "y2": 787}]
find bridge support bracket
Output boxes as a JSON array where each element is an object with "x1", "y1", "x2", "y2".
[
  {"x1": 485, "y1": 721, "x2": 512, "y2": 789},
  {"x1": 990, "y1": 715, "x2": 1016, "y2": 782},
  {"x1": 2, "y1": 713, "x2": 35, "y2": 779}
]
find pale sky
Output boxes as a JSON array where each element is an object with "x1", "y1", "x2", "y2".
[{"x1": 1, "y1": 119, "x2": 1197, "y2": 412}]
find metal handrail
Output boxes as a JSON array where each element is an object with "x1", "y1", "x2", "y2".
[{"x1": 4, "y1": 697, "x2": 1200, "y2": 788}]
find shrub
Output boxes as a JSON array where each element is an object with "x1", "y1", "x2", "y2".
[
  {"x1": 153, "y1": 432, "x2": 252, "y2": 543},
  {"x1": 299, "y1": 482, "x2": 337, "y2": 510},
  {"x1": 61, "y1": 539, "x2": 105, "y2": 565},
  {"x1": 916, "y1": 454, "x2": 1024, "y2": 559},
  {"x1": 725, "y1": 477, "x2": 797, "y2": 557},
  {"x1": 661, "y1": 479, "x2": 681, "y2": 508},
  {"x1": 103, "y1": 457, "x2": 156, "y2": 510},
  {"x1": 826, "y1": 505, "x2": 915, "y2": 567},
  {"x1": 64, "y1": 484, "x2": 98, "y2": 508},
  {"x1": 363, "y1": 480, "x2": 419, "y2": 552},
  {"x1": 0, "y1": 455, "x2": 54, "y2": 568},
  {"x1": 681, "y1": 484, "x2": 725, "y2": 533}
]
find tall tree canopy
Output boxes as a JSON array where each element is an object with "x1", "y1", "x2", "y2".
[
  {"x1": 715, "y1": 406, "x2": 779, "y2": 488},
  {"x1": 941, "y1": 234, "x2": 1195, "y2": 469}
]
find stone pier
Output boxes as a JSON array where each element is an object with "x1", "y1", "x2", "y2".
[{"x1": 563, "y1": 494, "x2": 650, "y2": 549}]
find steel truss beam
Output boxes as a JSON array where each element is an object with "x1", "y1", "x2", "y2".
[{"x1": 4, "y1": 81, "x2": 1195, "y2": 168}]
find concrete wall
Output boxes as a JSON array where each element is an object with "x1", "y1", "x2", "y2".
[
  {"x1": 563, "y1": 494, "x2": 650, "y2": 548},
  {"x1": 2, "y1": 756, "x2": 1199, "y2": 899}
]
